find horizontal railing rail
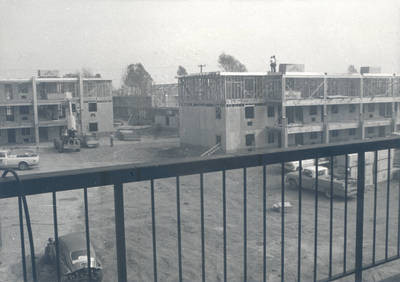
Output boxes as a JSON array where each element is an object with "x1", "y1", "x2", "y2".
[
  {"x1": 1, "y1": 136, "x2": 400, "y2": 282},
  {"x1": 1, "y1": 137, "x2": 399, "y2": 198}
]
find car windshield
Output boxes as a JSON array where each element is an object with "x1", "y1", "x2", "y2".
[
  {"x1": 71, "y1": 250, "x2": 87, "y2": 261},
  {"x1": 318, "y1": 170, "x2": 326, "y2": 176},
  {"x1": 303, "y1": 170, "x2": 312, "y2": 177}
]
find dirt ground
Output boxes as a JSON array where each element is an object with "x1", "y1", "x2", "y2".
[{"x1": 1, "y1": 138, "x2": 400, "y2": 281}]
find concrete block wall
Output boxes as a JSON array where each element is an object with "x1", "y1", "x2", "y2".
[
  {"x1": 327, "y1": 104, "x2": 359, "y2": 122},
  {"x1": 81, "y1": 99, "x2": 114, "y2": 134},
  {"x1": 303, "y1": 105, "x2": 323, "y2": 123},
  {"x1": 180, "y1": 105, "x2": 225, "y2": 149},
  {"x1": 225, "y1": 104, "x2": 271, "y2": 151},
  {"x1": 265, "y1": 103, "x2": 281, "y2": 127}
]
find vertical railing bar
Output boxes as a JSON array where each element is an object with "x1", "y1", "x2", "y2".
[
  {"x1": 83, "y1": 188, "x2": 92, "y2": 281},
  {"x1": 313, "y1": 158, "x2": 319, "y2": 282},
  {"x1": 114, "y1": 183, "x2": 127, "y2": 282},
  {"x1": 343, "y1": 154, "x2": 348, "y2": 273},
  {"x1": 385, "y1": 149, "x2": 391, "y2": 260},
  {"x1": 398, "y1": 154, "x2": 400, "y2": 258},
  {"x1": 176, "y1": 176, "x2": 183, "y2": 282},
  {"x1": 355, "y1": 151, "x2": 365, "y2": 282},
  {"x1": 52, "y1": 192, "x2": 61, "y2": 282},
  {"x1": 373, "y1": 150, "x2": 378, "y2": 265},
  {"x1": 263, "y1": 165, "x2": 267, "y2": 282},
  {"x1": 281, "y1": 163, "x2": 285, "y2": 282},
  {"x1": 18, "y1": 196, "x2": 28, "y2": 282},
  {"x1": 329, "y1": 156, "x2": 334, "y2": 278},
  {"x1": 243, "y1": 167, "x2": 247, "y2": 282},
  {"x1": 150, "y1": 179, "x2": 158, "y2": 282},
  {"x1": 200, "y1": 173, "x2": 206, "y2": 282},
  {"x1": 222, "y1": 170, "x2": 227, "y2": 282},
  {"x1": 298, "y1": 160, "x2": 303, "y2": 282}
]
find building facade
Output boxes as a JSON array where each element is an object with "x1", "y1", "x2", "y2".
[
  {"x1": 179, "y1": 71, "x2": 400, "y2": 152},
  {"x1": 0, "y1": 74, "x2": 113, "y2": 146},
  {"x1": 152, "y1": 83, "x2": 179, "y2": 108},
  {"x1": 152, "y1": 83, "x2": 179, "y2": 129},
  {"x1": 112, "y1": 95, "x2": 153, "y2": 125}
]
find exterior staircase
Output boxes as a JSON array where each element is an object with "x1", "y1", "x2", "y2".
[{"x1": 201, "y1": 143, "x2": 221, "y2": 157}]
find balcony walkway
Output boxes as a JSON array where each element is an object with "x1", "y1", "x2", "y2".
[{"x1": 1, "y1": 137, "x2": 400, "y2": 281}]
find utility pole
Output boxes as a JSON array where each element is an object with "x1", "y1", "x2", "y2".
[{"x1": 198, "y1": 64, "x2": 206, "y2": 73}]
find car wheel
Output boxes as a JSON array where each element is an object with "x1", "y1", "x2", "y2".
[
  {"x1": 18, "y1": 162, "x2": 28, "y2": 170},
  {"x1": 324, "y1": 188, "x2": 332, "y2": 199},
  {"x1": 288, "y1": 179, "x2": 298, "y2": 189}
]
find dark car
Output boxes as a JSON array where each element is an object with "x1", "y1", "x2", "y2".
[
  {"x1": 44, "y1": 232, "x2": 103, "y2": 281},
  {"x1": 114, "y1": 126, "x2": 141, "y2": 141}
]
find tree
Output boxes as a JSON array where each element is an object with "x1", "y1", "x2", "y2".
[
  {"x1": 81, "y1": 68, "x2": 96, "y2": 78},
  {"x1": 63, "y1": 68, "x2": 99, "y2": 78},
  {"x1": 347, "y1": 65, "x2": 358, "y2": 74},
  {"x1": 123, "y1": 63, "x2": 153, "y2": 96},
  {"x1": 177, "y1": 65, "x2": 188, "y2": 76},
  {"x1": 218, "y1": 53, "x2": 247, "y2": 72}
]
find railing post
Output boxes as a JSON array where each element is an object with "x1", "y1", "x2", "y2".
[
  {"x1": 114, "y1": 183, "x2": 127, "y2": 282},
  {"x1": 355, "y1": 151, "x2": 365, "y2": 282}
]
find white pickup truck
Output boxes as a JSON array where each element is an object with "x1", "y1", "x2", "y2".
[
  {"x1": 285, "y1": 166, "x2": 357, "y2": 198},
  {"x1": 0, "y1": 149, "x2": 39, "y2": 170}
]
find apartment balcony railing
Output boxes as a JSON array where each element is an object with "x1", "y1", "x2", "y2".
[
  {"x1": 0, "y1": 98, "x2": 33, "y2": 106},
  {"x1": 0, "y1": 120, "x2": 33, "y2": 129},
  {"x1": 287, "y1": 122, "x2": 324, "y2": 134},
  {"x1": 38, "y1": 118, "x2": 67, "y2": 127},
  {"x1": 328, "y1": 121, "x2": 359, "y2": 130},
  {"x1": 364, "y1": 118, "x2": 392, "y2": 127},
  {"x1": 1, "y1": 138, "x2": 400, "y2": 281}
]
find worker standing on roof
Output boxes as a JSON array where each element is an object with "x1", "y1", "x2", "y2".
[{"x1": 270, "y1": 55, "x2": 277, "y2": 72}]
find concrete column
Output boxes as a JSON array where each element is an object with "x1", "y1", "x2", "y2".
[
  {"x1": 31, "y1": 77, "x2": 39, "y2": 146},
  {"x1": 78, "y1": 74, "x2": 85, "y2": 135},
  {"x1": 360, "y1": 76, "x2": 365, "y2": 139},
  {"x1": 281, "y1": 76, "x2": 288, "y2": 147},
  {"x1": 391, "y1": 76, "x2": 397, "y2": 133},
  {"x1": 323, "y1": 75, "x2": 329, "y2": 144}
]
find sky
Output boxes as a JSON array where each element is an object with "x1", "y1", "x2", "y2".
[{"x1": 0, "y1": 0, "x2": 399, "y2": 87}]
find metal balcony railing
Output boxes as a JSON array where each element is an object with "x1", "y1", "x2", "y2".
[{"x1": 1, "y1": 137, "x2": 400, "y2": 281}]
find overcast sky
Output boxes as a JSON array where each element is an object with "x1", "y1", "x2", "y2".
[{"x1": 0, "y1": 0, "x2": 399, "y2": 87}]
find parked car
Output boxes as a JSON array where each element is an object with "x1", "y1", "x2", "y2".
[
  {"x1": 285, "y1": 166, "x2": 357, "y2": 198},
  {"x1": 44, "y1": 232, "x2": 103, "y2": 282},
  {"x1": 285, "y1": 158, "x2": 329, "y2": 172},
  {"x1": 114, "y1": 126, "x2": 141, "y2": 141},
  {"x1": 80, "y1": 134, "x2": 100, "y2": 148},
  {"x1": 0, "y1": 149, "x2": 39, "y2": 170},
  {"x1": 113, "y1": 119, "x2": 124, "y2": 128}
]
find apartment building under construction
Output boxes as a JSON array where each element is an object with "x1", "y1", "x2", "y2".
[
  {"x1": 0, "y1": 71, "x2": 113, "y2": 146},
  {"x1": 178, "y1": 68, "x2": 400, "y2": 152}
]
